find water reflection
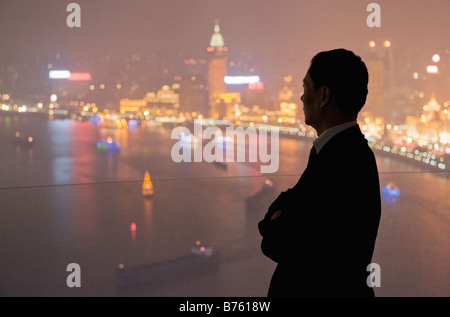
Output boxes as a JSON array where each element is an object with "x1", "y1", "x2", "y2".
[{"x1": 0, "y1": 115, "x2": 449, "y2": 296}]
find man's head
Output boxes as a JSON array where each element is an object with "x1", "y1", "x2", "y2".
[{"x1": 301, "y1": 49, "x2": 368, "y2": 134}]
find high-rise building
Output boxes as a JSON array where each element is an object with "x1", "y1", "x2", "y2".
[
  {"x1": 207, "y1": 20, "x2": 227, "y2": 119},
  {"x1": 364, "y1": 40, "x2": 395, "y2": 120},
  {"x1": 365, "y1": 58, "x2": 384, "y2": 116}
]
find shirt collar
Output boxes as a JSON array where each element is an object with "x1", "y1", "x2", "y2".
[{"x1": 313, "y1": 121, "x2": 358, "y2": 154}]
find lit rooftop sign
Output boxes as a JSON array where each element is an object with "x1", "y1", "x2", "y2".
[
  {"x1": 49, "y1": 70, "x2": 70, "y2": 79},
  {"x1": 49, "y1": 70, "x2": 92, "y2": 81},
  {"x1": 69, "y1": 73, "x2": 92, "y2": 81},
  {"x1": 426, "y1": 65, "x2": 439, "y2": 74},
  {"x1": 248, "y1": 82, "x2": 264, "y2": 90},
  {"x1": 224, "y1": 75, "x2": 260, "y2": 85}
]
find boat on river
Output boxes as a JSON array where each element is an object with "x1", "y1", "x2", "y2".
[
  {"x1": 142, "y1": 170, "x2": 154, "y2": 198},
  {"x1": 116, "y1": 242, "x2": 219, "y2": 288},
  {"x1": 382, "y1": 182, "x2": 401, "y2": 197},
  {"x1": 96, "y1": 137, "x2": 121, "y2": 152}
]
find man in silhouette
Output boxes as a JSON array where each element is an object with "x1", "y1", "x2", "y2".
[{"x1": 258, "y1": 48, "x2": 381, "y2": 297}]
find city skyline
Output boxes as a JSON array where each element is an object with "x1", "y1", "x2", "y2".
[{"x1": 1, "y1": 0, "x2": 450, "y2": 157}]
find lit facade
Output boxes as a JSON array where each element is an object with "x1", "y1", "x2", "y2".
[
  {"x1": 119, "y1": 99, "x2": 147, "y2": 113},
  {"x1": 142, "y1": 85, "x2": 180, "y2": 117},
  {"x1": 144, "y1": 85, "x2": 180, "y2": 108},
  {"x1": 217, "y1": 92, "x2": 241, "y2": 119},
  {"x1": 405, "y1": 97, "x2": 450, "y2": 147},
  {"x1": 365, "y1": 40, "x2": 395, "y2": 119},
  {"x1": 207, "y1": 20, "x2": 227, "y2": 119},
  {"x1": 365, "y1": 59, "x2": 384, "y2": 117}
]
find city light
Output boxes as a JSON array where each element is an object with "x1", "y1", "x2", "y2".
[
  {"x1": 224, "y1": 76, "x2": 260, "y2": 85},
  {"x1": 426, "y1": 65, "x2": 439, "y2": 74},
  {"x1": 49, "y1": 70, "x2": 91, "y2": 81},
  {"x1": 383, "y1": 40, "x2": 391, "y2": 48},
  {"x1": 369, "y1": 40, "x2": 376, "y2": 48},
  {"x1": 248, "y1": 82, "x2": 264, "y2": 90},
  {"x1": 68, "y1": 72, "x2": 92, "y2": 81},
  {"x1": 49, "y1": 70, "x2": 70, "y2": 79},
  {"x1": 432, "y1": 54, "x2": 440, "y2": 63}
]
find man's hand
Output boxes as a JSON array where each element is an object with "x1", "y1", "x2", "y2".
[{"x1": 270, "y1": 210, "x2": 282, "y2": 220}]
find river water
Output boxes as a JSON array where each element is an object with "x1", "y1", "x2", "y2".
[{"x1": 0, "y1": 114, "x2": 448, "y2": 296}]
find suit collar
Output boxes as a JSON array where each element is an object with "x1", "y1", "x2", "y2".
[{"x1": 313, "y1": 121, "x2": 358, "y2": 154}]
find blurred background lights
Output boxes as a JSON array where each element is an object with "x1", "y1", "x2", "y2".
[
  {"x1": 427, "y1": 65, "x2": 439, "y2": 73},
  {"x1": 432, "y1": 54, "x2": 440, "y2": 63}
]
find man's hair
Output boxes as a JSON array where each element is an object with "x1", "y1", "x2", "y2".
[{"x1": 308, "y1": 48, "x2": 369, "y2": 117}]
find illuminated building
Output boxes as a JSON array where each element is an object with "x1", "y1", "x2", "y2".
[
  {"x1": 280, "y1": 102, "x2": 297, "y2": 118},
  {"x1": 119, "y1": 98, "x2": 147, "y2": 114},
  {"x1": 365, "y1": 39, "x2": 395, "y2": 120},
  {"x1": 360, "y1": 115, "x2": 385, "y2": 138},
  {"x1": 277, "y1": 75, "x2": 298, "y2": 122},
  {"x1": 365, "y1": 58, "x2": 384, "y2": 117},
  {"x1": 141, "y1": 85, "x2": 180, "y2": 117},
  {"x1": 243, "y1": 80, "x2": 271, "y2": 111},
  {"x1": 178, "y1": 72, "x2": 208, "y2": 116},
  {"x1": 207, "y1": 20, "x2": 228, "y2": 119},
  {"x1": 420, "y1": 97, "x2": 441, "y2": 123},
  {"x1": 145, "y1": 85, "x2": 179, "y2": 107},
  {"x1": 404, "y1": 97, "x2": 450, "y2": 149},
  {"x1": 216, "y1": 92, "x2": 241, "y2": 119}
]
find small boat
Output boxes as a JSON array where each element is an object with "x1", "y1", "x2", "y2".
[
  {"x1": 13, "y1": 131, "x2": 34, "y2": 147},
  {"x1": 116, "y1": 242, "x2": 219, "y2": 288},
  {"x1": 127, "y1": 119, "x2": 138, "y2": 128},
  {"x1": 263, "y1": 178, "x2": 274, "y2": 189},
  {"x1": 96, "y1": 137, "x2": 121, "y2": 152},
  {"x1": 142, "y1": 170, "x2": 154, "y2": 198},
  {"x1": 382, "y1": 182, "x2": 401, "y2": 197}
]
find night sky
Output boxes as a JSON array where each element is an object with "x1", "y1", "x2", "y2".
[
  {"x1": 1, "y1": 0, "x2": 450, "y2": 89},
  {"x1": 2, "y1": 0, "x2": 450, "y2": 56}
]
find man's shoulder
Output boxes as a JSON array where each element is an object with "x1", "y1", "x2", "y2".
[
  {"x1": 320, "y1": 125, "x2": 370, "y2": 155},
  {"x1": 319, "y1": 127, "x2": 377, "y2": 172}
]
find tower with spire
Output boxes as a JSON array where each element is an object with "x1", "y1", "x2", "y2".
[{"x1": 207, "y1": 20, "x2": 228, "y2": 119}]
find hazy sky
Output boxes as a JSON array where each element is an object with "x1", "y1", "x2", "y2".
[
  {"x1": 1, "y1": 0, "x2": 450, "y2": 58},
  {"x1": 0, "y1": 0, "x2": 449, "y2": 90}
]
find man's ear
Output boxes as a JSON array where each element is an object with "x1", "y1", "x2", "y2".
[{"x1": 320, "y1": 86, "x2": 331, "y2": 106}]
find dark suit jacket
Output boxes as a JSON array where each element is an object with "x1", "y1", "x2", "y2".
[{"x1": 258, "y1": 125, "x2": 381, "y2": 297}]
